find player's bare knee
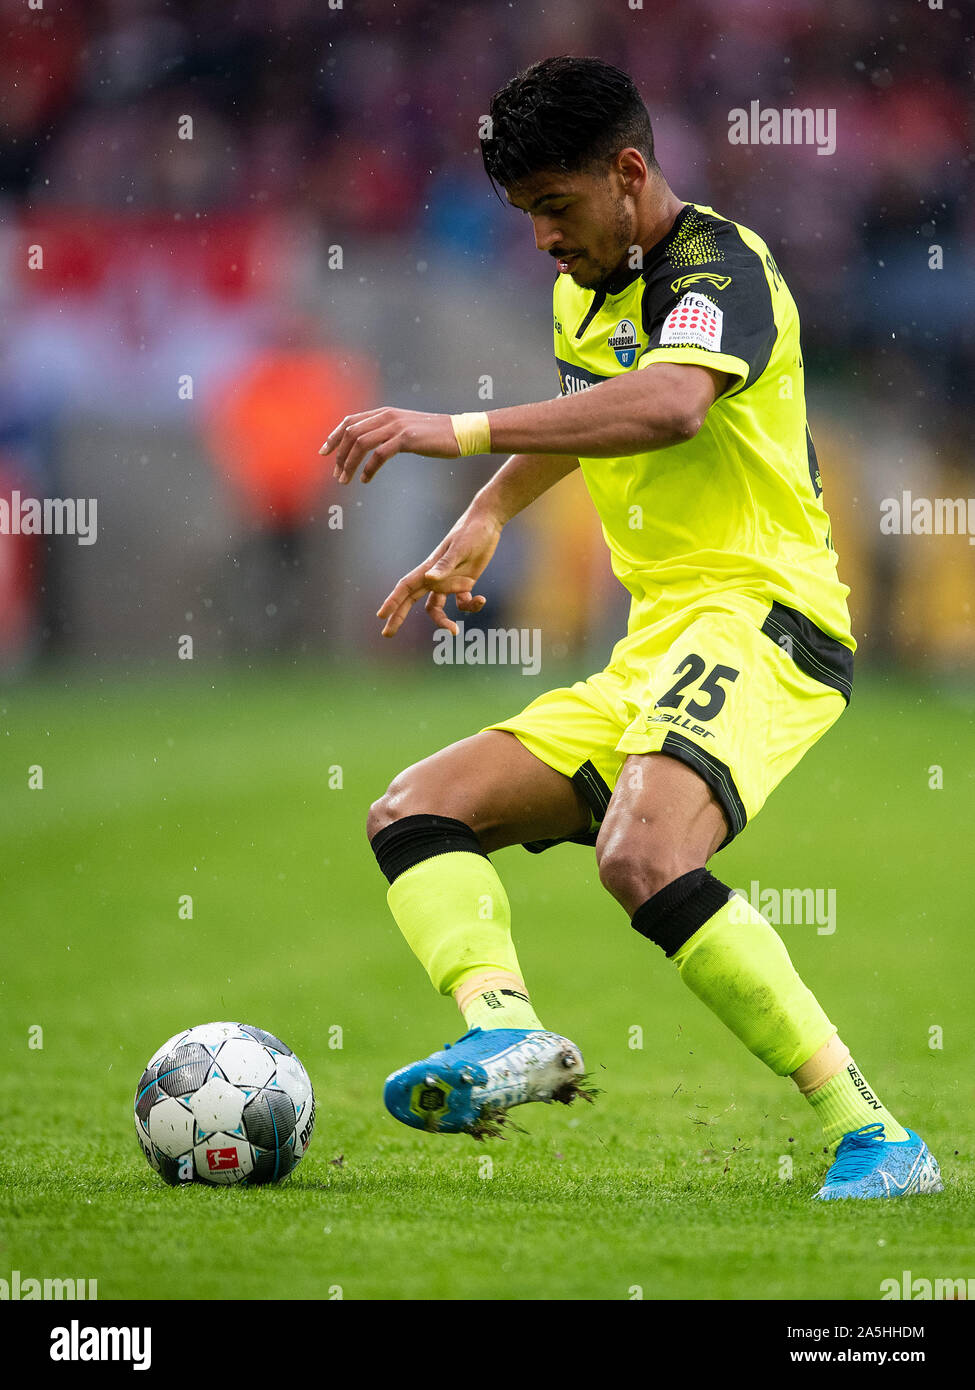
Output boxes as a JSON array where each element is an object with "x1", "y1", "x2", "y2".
[
  {"x1": 366, "y1": 770, "x2": 416, "y2": 840},
  {"x1": 367, "y1": 763, "x2": 477, "y2": 842},
  {"x1": 596, "y1": 829, "x2": 699, "y2": 915},
  {"x1": 366, "y1": 795, "x2": 391, "y2": 841}
]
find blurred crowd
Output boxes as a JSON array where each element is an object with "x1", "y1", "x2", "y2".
[{"x1": 0, "y1": 0, "x2": 972, "y2": 671}]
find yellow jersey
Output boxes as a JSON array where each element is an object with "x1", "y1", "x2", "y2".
[{"x1": 553, "y1": 202, "x2": 855, "y2": 691}]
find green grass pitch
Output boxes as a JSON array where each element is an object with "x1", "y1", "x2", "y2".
[{"x1": 1, "y1": 663, "x2": 972, "y2": 1300}]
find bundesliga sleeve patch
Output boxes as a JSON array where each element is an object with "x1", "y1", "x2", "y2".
[{"x1": 659, "y1": 292, "x2": 724, "y2": 351}]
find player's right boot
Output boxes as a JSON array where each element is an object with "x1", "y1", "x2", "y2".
[{"x1": 383, "y1": 1026, "x2": 591, "y2": 1138}]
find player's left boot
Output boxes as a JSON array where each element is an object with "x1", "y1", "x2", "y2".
[
  {"x1": 383, "y1": 1026, "x2": 591, "y2": 1138},
  {"x1": 812, "y1": 1122, "x2": 944, "y2": 1201}
]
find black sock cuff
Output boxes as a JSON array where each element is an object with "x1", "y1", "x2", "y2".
[
  {"x1": 370, "y1": 813, "x2": 487, "y2": 885},
  {"x1": 631, "y1": 869, "x2": 732, "y2": 957}
]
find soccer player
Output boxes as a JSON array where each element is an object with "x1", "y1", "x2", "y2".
[{"x1": 322, "y1": 57, "x2": 942, "y2": 1199}]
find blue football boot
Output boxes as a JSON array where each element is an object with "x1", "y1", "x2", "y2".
[
  {"x1": 384, "y1": 1026, "x2": 591, "y2": 1138},
  {"x1": 813, "y1": 1122, "x2": 944, "y2": 1200}
]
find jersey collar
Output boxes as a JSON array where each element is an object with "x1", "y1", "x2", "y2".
[{"x1": 598, "y1": 203, "x2": 694, "y2": 297}]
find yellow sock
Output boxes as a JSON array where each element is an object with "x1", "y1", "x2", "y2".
[
  {"x1": 386, "y1": 852, "x2": 542, "y2": 1029},
  {"x1": 803, "y1": 1056, "x2": 909, "y2": 1151},
  {"x1": 453, "y1": 969, "x2": 544, "y2": 1031},
  {"x1": 672, "y1": 896, "x2": 835, "y2": 1075}
]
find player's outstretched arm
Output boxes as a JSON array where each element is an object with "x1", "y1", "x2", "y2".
[
  {"x1": 486, "y1": 362, "x2": 730, "y2": 456},
  {"x1": 376, "y1": 452, "x2": 579, "y2": 637},
  {"x1": 320, "y1": 363, "x2": 728, "y2": 485}
]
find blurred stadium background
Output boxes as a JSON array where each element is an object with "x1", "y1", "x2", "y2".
[
  {"x1": 2, "y1": 0, "x2": 974, "y2": 1305},
  {"x1": 0, "y1": 0, "x2": 973, "y2": 675}
]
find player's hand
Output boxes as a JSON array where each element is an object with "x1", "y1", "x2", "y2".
[
  {"x1": 320, "y1": 408, "x2": 459, "y2": 485},
  {"x1": 376, "y1": 507, "x2": 503, "y2": 638}
]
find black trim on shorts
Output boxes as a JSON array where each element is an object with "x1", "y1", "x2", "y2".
[
  {"x1": 760, "y1": 601, "x2": 854, "y2": 704},
  {"x1": 522, "y1": 759, "x2": 610, "y2": 855},
  {"x1": 659, "y1": 731, "x2": 746, "y2": 850},
  {"x1": 522, "y1": 743, "x2": 748, "y2": 855},
  {"x1": 571, "y1": 759, "x2": 612, "y2": 820}
]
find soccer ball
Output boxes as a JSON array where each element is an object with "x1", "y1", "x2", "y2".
[{"x1": 134, "y1": 1021, "x2": 315, "y2": 1186}]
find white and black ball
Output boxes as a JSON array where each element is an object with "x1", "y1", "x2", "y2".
[{"x1": 134, "y1": 1022, "x2": 315, "y2": 1186}]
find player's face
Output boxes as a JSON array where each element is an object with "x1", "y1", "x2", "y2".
[{"x1": 506, "y1": 168, "x2": 636, "y2": 289}]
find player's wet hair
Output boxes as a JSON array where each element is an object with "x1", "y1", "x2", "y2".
[{"x1": 480, "y1": 56, "x2": 657, "y2": 192}]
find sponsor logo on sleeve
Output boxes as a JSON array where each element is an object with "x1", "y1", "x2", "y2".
[{"x1": 659, "y1": 293, "x2": 724, "y2": 351}]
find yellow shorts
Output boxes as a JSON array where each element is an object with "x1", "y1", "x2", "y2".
[{"x1": 482, "y1": 595, "x2": 852, "y2": 852}]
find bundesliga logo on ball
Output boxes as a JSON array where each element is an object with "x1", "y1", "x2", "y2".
[{"x1": 134, "y1": 1022, "x2": 315, "y2": 1186}]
